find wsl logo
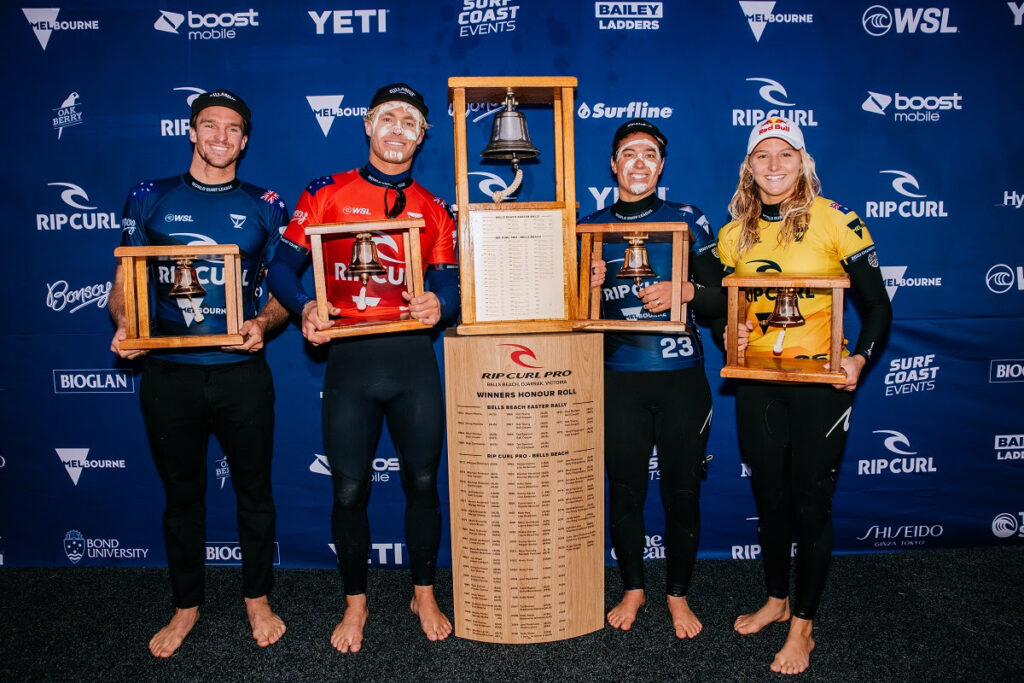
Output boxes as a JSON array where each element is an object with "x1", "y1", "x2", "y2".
[
  {"x1": 459, "y1": 0, "x2": 521, "y2": 36},
  {"x1": 862, "y1": 90, "x2": 962, "y2": 123},
  {"x1": 160, "y1": 86, "x2": 204, "y2": 137},
  {"x1": 309, "y1": 9, "x2": 388, "y2": 34},
  {"x1": 738, "y1": 1, "x2": 812, "y2": 42},
  {"x1": 22, "y1": 8, "x2": 100, "y2": 50},
  {"x1": 36, "y1": 182, "x2": 118, "y2": 232},
  {"x1": 862, "y1": 5, "x2": 957, "y2": 36},
  {"x1": 986, "y1": 265, "x2": 1023, "y2": 294},
  {"x1": 992, "y1": 512, "x2": 1024, "y2": 539},
  {"x1": 884, "y1": 354, "x2": 939, "y2": 396},
  {"x1": 306, "y1": 95, "x2": 368, "y2": 137},
  {"x1": 595, "y1": 2, "x2": 662, "y2": 31},
  {"x1": 865, "y1": 170, "x2": 948, "y2": 218},
  {"x1": 52, "y1": 92, "x2": 83, "y2": 139},
  {"x1": 731, "y1": 77, "x2": 817, "y2": 128}
]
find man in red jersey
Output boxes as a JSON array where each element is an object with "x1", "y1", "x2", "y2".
[{"x1": 268, "y1": 83, "x2": 458, "y2": 654}]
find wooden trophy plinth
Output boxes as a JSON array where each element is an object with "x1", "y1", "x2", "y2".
[
  {"x1": 305, "y1": 218, "x2": 428, "y2": 339},
  {"x1": 575, "y1": 221, "x2": 690, "y2": 333},
  {"x1": 722, "y1": 273, "x2": 850, "y2": 384},
  {"x1": 114, "y1": 245, "x2": 244, "y2": 350},
  {"x1": 444, "y1": 331, "x2": 604, "y2": 643},
  {"x1": 448, "y1": 77, "x2": 580, "y2": 336}
]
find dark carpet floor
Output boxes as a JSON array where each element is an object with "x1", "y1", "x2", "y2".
[{"x1": 2, "y1": 547, "x2": 1023, "y2": 682}]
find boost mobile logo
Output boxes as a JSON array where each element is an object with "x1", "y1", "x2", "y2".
[
  {"x1": 862, "y1": 90, "x2": 962, "y2": 122},
  {"x1": 862, "y1": 5, "x2": 957, "y2": 36}
]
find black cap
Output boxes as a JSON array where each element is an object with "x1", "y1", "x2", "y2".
[
  {"x1": 190, "y1": 89, "x2": 251, "y2": 133},
  {"x1": 368, "y1": 82, "x2": 429, "y2": 118},
  {"x1": 611, "y1": 119, "x2": 667, "y2": 156}
]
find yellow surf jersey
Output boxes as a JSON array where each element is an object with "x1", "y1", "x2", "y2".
[{"x1": 717, "y1": 196, "x2": 877, "y2": 359}]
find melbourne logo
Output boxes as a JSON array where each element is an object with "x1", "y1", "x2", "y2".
[
  {"x1": 62, "y1": 530, "x2": 149, "y2": 563},
  {"x1": 306, "y1": 95, "x2": 368, "y2": 137},
  {"x1": 500, "y1": 343, "x2": 542, "y2": 369},
  {"x1": 992, "y1": 512, "x2": 1024, "y2": 538},
  {"x1": 879, "y1": 266, "x2": 941, "y2": 301},
  {"x1": 308, "y1": 9, "x2": 388, "y2": 34},
  {"x1": 862, "y1": 5, "x2": 957, "y2": 36},
  {"x1": 577, "y1": 101, "x2": 673, "y2": 120},
  {"x1": 861, "y1": 90, "x2": 962, "y2": 123},
  {"x1": 22, "y1": 8, "x2": 99, "y2": 50},
  {"x1": 459, "y1": 0, "x2": 521, "y2": 36},
  {"x1": 36, "y1": 182, "x2": 118, "y2": 232},
  {"x1": 53, "y1": 369, "x2": 134, "y2": 394},
  {"x1": 883, "y1": 354, "x2": 939, "y2": 395},
  {"x1": 990, "y1": 359, "x2": 1024, "y2": 383},
  {"x1": 46, "y1": 279, "x2": 111, "y2": 314},
  {"x1": 161, "y1": 86, "x2": 205, "y2": 137},
  {"x1": 55, "y1": 448, "x2": 126, "y2": 486},
  {"x1": 986, "y1": 265, "x2": 1023, "y2": 294},
  {"x1": 595, "y1": 2, "x2": 662, "y2": 31},
  {"x1": 865, "y1": 170, "x2": 948, "y2": 218},
  {"x1": 994, "y1": 434, "x2": 1023, "y2": 462},
  {"x1": 738, "y1": 1, "x2": 812, "y2": 42},
  {"x1": 52, "y1": 92, "x2": 83, "y2": 139},
  {"x1": 732, "y1": 77, "x2": 817, "y2": 128},
  {"x1": 153, "y1": 9, "x2": 260, "y2": 40}
]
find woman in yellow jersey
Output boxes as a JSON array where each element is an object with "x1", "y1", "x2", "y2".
[{"x1": 717, "y1": 117, "x2": 892, "y2": 675}]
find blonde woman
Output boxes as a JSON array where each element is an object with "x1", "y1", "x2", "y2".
[{"x1": 717, "y1": 117, "x2": 891, "y2": 675}]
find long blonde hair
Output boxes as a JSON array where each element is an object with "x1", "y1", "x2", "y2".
[{"x1": 726, "y1": 148, "x2": 821, "y2": 255}]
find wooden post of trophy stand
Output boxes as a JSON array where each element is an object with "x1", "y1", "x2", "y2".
[
  {"x1": 721, "y1": 273, "x2": 850, "y2": 383},
  {"x1": 114, "y1": 244, "x2": 244, "y2": 349},
  {"x1": 304, "y1": 218, "x2": 429, "y2": 339},
  {"x1": 574, "y1": 222, "x2": 690, "y2": 333}
]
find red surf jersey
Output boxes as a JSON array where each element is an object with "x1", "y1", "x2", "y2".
[{"x1": 283, "y1": 169, "x2": 457, "y2": 320}]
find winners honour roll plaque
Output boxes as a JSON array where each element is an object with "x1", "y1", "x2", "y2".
[{"x1": 444, "y1": 332, "x2": 604, "y2": 643}]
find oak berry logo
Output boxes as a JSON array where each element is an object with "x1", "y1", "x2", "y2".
[{"x1": 500, "y1": 343, "x2": 541, "y2": 369}]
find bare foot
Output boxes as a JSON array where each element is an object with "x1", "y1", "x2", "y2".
[
  {"x1": 331, "y1": 594, "x2": 368, "y2": 653},
  {"x1": 409, "y1": 585, "x2": 452, "y2": 642},
  {"x1": 607, "y1": 589, "x2": 645, "y2": 630},
  {"x1": 666, "y1": 595, "x2": 702, "y2": 639},
  {"x1": 245, "y1": 595, "x2": 286, "y2": 648},
  {"x1": 734, "y1": 596, "x2": 790, "y2": 635},
  {"x1": 770, "y1": 617, "x2": 815, "y2": 675},
  {"x1": 149, "y1": 606, "x2": 199, "y2": 658}
]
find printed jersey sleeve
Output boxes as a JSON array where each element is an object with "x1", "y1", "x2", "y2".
[
  {"x1": 119, "y1": 180, "x2": 158, "y2": 248},
  {"x1": 685, "y1": 206, "x2": 717, "y2": 257},
  {"x1": 826, "y1": 201, "x2": 877, "y2": 266},
  {"x1": 423, "y1": 195, "x2": 457, "y2": 266},
  {"x1": 281, "y1": 175, "x2": 335, "y2": 253},
  {"x1": 716, "y1": 221, "x2": 741, "y2": 273}
]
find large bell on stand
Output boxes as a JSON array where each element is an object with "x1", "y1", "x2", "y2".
[
  {"x1": 765, "y1": 287, "x2": 805, "y2": 355},
  {"x1": 481, "y1": 90, "x2": 540, "y2": 202},
  {"x1": 169, "y1": 256, "x2": 206, "y2": 323},
  {"x1": 350, "y1": 232, "x2": 386, "y2": 311},
  {"x1": 617, "y1": 234, "x2": 657, "y2": 288}
]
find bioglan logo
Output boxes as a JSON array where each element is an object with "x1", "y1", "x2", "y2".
[
  {"x1": 883, "y1": 354, "x2": 939, "y2": 395},
  {"x1": 458, "y1": 0, "x2": 521, "y2": 36},
  {"x1": 994, "y1": 434, "x2": 1023, "y2": 462},
  {"x1": 990, "y1": 359, "x2": 1024, "y2": 383},
  {"x1": 63, "y1": 530, "x2": 149, "y2": 563},
  {"x1": 309, "y1": 9, "x2": 388, "y2": 34},
  {"x1": 55, "y1": 448, "x2": 126, "y2": 486},
  {"x1": 36, "y1": 182, "x2": 118, "y2": 232},
  {"x1": 992, "y1": 512, "x2": 1024, "y2": 538},
  {"x1": 985, "y1": 265, "x2": 1023, "y2": 294},
  {"x1": 22, "y1": 8, "x2": 99, "y2": 50},
  {"x1": 858, "y1": 430, "x2": 937, "y2": 475},
  {"x1": 53, "y1": 369, "x2": 134, "y2": 394},
  {"x1": 52, "y1": 91, "x2": 83, "y2": 139},
  {"x1": 577, "y1": 100, "x2": 673, "y2": 120},
  {"x1": 862, "y1": 5, "x2": 957, "y2": 36},
  {"x1": 206, "y1": 541, "x2": 281, "y2": 565},
  {"x1": 306, "y1": 95, "x2": 368, "y2": 137},
  {"x1": 595, "y1": 2, "x2": 662, "y2": 31},
  {"x1": 154, "y1": 9, "x2": 260, "y2": 40},
  {"x1": 46, "y1": 279, "x2": 111, "y2": 314},
  {"x1": 861, "y1": 90, "x2": 962, "y2": 123},
  {"x1": 865, "y1": 169, "x2": 948, "y2": 218},
  {"x1": 879, "y1": 266, "x2": 942, "y2": 302},
  {"x1": 732, "y1": 77, "x2": 818, "y2": 128},
  {"x1": 738, "y1": 1, "x2": 812, "y2": 42},
  {"x1": 161, "y1": 86, "x2": 205, "y2": 137},
  {"x1": 309, "y1": 453, "x2": 399, "y2": 482}
]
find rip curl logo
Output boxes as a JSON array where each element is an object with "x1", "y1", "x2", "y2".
[
  {"x1": 500, "y1": 343, "x2": 542, "y2": 369},
  {"x1": 48, "y1": 182, "x2": 94, "y2": 209},
  {"x1": 469, "y1": 171, "x2": 511, "y2": 199},
  {"x1": 873, "y1": 429, "x2": 916, "y2": 455},
  {"x1": 747, "y1": 77, "x2": 792, "y2": 106}
]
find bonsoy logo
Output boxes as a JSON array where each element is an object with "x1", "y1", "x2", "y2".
[
  {"x1": 865, "y1": 170, "x2": 948, "y2": 218},
  {"x1": 738, "y1": 1, "x2": 812, "y2": 42},
  {"x1": 22, "y1": 8, "x2": 99, "y2": 50},
  {"x1": 862, "y1": 5, "x2": 957, "y2": 36}
]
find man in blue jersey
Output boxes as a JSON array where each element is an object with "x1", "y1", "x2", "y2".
[
  {"x1": 582, "y1": 119, "x2": 726, "y2": 638},
  {"x1": 109, "y1": 89, "x2": 289, "y2": 658}
]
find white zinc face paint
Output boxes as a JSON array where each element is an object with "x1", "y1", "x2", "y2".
[
  {"x1": 615, "y1": 138, "x2": 661, "y2": 174},
  {"x1": 369, "y1": 102, "x2": 423, "y2": 163}
]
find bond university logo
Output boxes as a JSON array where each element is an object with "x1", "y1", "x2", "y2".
[
  {"x1": 52, "y1": 92, "x2": 83, "y2": 139},
  {"x1": 61, "y1": 530, "x2": 149, "y2": 563},
  {"x1": 862, "y1": 5, "x2": 957, "y2": 36},
  {"x1": 64, "y1": 530, "x2": 85, "y2": 564},
  {"x1": 22, "y1": 8, "x2": 99, "y2": 50},
  {"x1": 306, "y1": 95, "x2": 368, "y2": 137},
  {"x1": 731, "y1": 77, "x2": 816, "y2": 128},
  {"x1": 738, "y1": 1, "x2": 812, "y2": 42},
  {"x1": 594, "y1": 2, "x2": 663, "y2": 31}
]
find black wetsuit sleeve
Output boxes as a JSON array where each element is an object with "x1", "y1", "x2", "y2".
[
  {"x1": 689, "y1": 248, "x2": 728, "y2": 344},
  {"x1": 843, "y1": 255, "x2": 892, "y2": 362}
]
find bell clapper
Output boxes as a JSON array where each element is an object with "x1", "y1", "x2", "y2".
[
  {"x1": 357, "y1": 275, "x2": 368, "y2": 311},
  {"x1": 773, "y1": 329, "x2": 785, "y2": 355}
]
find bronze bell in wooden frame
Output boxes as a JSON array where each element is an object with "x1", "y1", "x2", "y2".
[
  {"x1": 617, "y1": 234, "x2": 657, "y2": 288},
  {"x1": 168, "y1": 256, "x2": 207, "y2": 323},
  {"x1": 349, "y1": 232, "x2": 386, "y2": 311},
  {"x1": 481, "y1": 91, "x2": 540, "y2": 162},
  {"x1": 766, "y1": 287, "x2": 806, "y2": 328}
]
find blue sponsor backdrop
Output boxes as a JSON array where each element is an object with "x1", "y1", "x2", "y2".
[{"x1": 1, "y1": 1, "x2": 1023, "y2": 571}]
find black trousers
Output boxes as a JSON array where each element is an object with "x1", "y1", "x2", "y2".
[
  {"x1": 139, "y1": 356, "x2": 276, "y2": 608},
  {"x1": 604, "y1": 366, "x2": 712, "y2": 597},
  {"x1": 322, "y1": 333, "x2": 443, "y2": 595},
  {"x1": 735, "y1": 381, "x2": 853, "y2": 620}
]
